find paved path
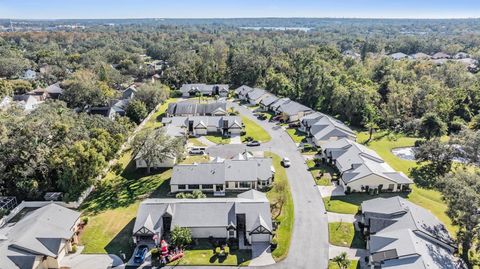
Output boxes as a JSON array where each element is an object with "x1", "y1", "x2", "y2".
[
  {"x1": 318, "y1": 182, "x2": 345, "y2": 198},
  {"x1": 196, "y1": 136, "x2": 216, "y2": 147},
  {"x1": 61, "y1": 246, "x2": 123, "y2": 269},
  {"x1": 230, "y1": 134, "x2": 241, "y2": 144},
  {"x1": 249, "y1": 243, "x2": 276, "y2": 266},
  {"x1": 327, "y1": 212, "x2": 357, "y2": 223},
  {"x1": 329, "y1": 245, "x2": 368, "y2": 260}
]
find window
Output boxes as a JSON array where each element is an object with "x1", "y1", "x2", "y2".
[
  {"x1": 388, "y1": 184, "x2": 395, "y2": 190},
  {"x1": 202, "y1": 184, "x2": 213, "y2": 189},
  {"x1": 189, "y1": 184, "x2": 200, "y2": 190},
  {"x1": 229, "y1": 230, "x2": 235, "y2": 237},
  {"x1": 239, "y1": 182, "x2": 251, "y2": 188},
  {"x1": 178, "y1": 185, "x2": 186, "y2": 190}
]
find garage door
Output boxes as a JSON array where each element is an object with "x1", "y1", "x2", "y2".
[{"x1": 251, "y1": 233, "x2": 270, "y2": 242}]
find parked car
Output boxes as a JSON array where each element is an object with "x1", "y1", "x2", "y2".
[
  {"x1": 288, "y1": 122, "x2": 300, "y2": 128},
  {"x1": 281, "y1": 157, "x2": 291, "y2": 167},
  {"x1": 134, "y1": 245, "x2": 149, "y2": 264},
  {"x1": 257, "y1": 114, "x2": 267, "y2": 120},
  {"x1": 246, "y1": 140, "x2": 261, "y2": 147},
  {"x1": 189, "y1": 147, "x2": 206, "y2": 155}
]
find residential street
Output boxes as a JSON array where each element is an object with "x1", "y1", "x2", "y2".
[{"x1": 162, "y1": 102, "x2": 329, "y2": 269}]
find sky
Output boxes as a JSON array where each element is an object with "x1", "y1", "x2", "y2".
[{"x1": 0, "y1": 0, "x2": 479, "y2": 19}]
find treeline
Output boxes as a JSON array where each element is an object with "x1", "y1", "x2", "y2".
[{"x1": 0, "y1": 102, "x2": 134, "y2": 201}]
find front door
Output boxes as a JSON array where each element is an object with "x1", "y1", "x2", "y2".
[{"x1": 162, "y1": 216, "x2": 172, "y2": 235}]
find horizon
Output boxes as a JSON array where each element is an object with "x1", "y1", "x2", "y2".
[{"x1": 1, "y1": 0, "x2": 480, "y2": 20}]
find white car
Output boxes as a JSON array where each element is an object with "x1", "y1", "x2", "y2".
[
  {"x1": 189, "y1": 147, "x2": 206, "y2": 155},
  {"x1": 281, "y1": 157, "x2": 291, "y2": 167}
]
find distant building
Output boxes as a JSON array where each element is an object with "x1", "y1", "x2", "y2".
[
  {"x1": 431, "y1": 52, "x2": 451, "y2": 59},
  {"x1": 122, "y1": 85, "x2": 137, "y2": 99},
  {"x1": 179, "y1": 84, "x2": 229, "y2": 98},
  {"x1": 389, "y1": 52, "x2": 411, "y2": 60},
  {"x1": 12, "y1": 94, "x2": 42, "y2": 111},
  {"x1": 21, "y1": 69, "x2": 37, "y2": 80},
  {"x1": 166, "y1": 102, "x2": 227, "y2": 117},
  {"x1": 162, "y1": 116, "x2": 243, "y2": 137},
  {"x1": 88, "y1": 107, "x2": 116, "y2": 120}
]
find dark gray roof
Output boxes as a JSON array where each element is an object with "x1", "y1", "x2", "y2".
[
  {"x1": 259, "y1": 94, "x2": 279, "y2": 107},
  {"x1": 269, "y1": 98, "x2": 291, "y2": 111},
  {"x1": 133, "y1": 190, "x2": 272, "y2": 236},
  {"x1": 277, "y1": 101, "x2": 312, "y2": 116},
  {"x1": 246, "y1": 88, "x2": 267, "y2": 101},
  {"x1": 234, "y1": 85, "x2": 254, "y2": 95},
  {"x1": 167, "y1": 102, "x2": 227, "y2": 116},
  {"x1": 0, "y1": 204, "x2": 80, "y2": 269}
]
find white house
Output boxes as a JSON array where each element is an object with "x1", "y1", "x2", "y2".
[
  {"x1": 162, "y1": 116, "x2": 243, "y2": 137},
  {"x1": 132, "y1": 190, "x2": 272, "y2": 246},
  {"x1": 0, "y1": 203, "x2": 81, "y2": 269},
  {"x1": 179, "y1": 84, "x2": 229, "y2": 97},
  {"x1": 322, "y1": 138, "x2": 412, "y2": 193},
  {"x1": 308, "y1": 115, "x2": 356, "y2": 146}
]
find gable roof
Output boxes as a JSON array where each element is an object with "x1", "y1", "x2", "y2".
[
  {"x1": 246, "y1": 88, "x2": 268, "y2": 101},
  {"x1": 234, "y1": 85, "x2": 254, "y2": 95},
  {"x1": 269, "y1": 98, "x2": 291, "y2": 111},
  {"x1": 277, "y1": 101, "x2": 313, "y2": 116},
  {"x1": 259, "y1": 94, "x2": 279, "y2": 107}
]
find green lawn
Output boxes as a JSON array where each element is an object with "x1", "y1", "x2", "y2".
[
  {"x1": 188, "y1": 138, "x2": 207, "y2": 147},
  {"x1": 286, "y1": 128, "x2": 307, "y2": 143},
  {"x1": 205, "y1": 134, "x2": 231, "y2": 144},
  {"x1": 265, "y1": 152, "x2": 294, "y2": 261},
  {"x1": 143, "y1": 98, "x2": 178, "y2": 130},
  {"x1": 306, "y1": 159, "x2": 335, "y2": 186},
  {"x1": 328, "y1": 260, "x2": 359, "y2": 269},
  {"x1": 328, "y1": 222, "x2": 365, "y2": 249},
  {"x1": 168, "y1": 240, "x2": 250, "y2": 266},
  {"x1": 241, "y1": 116, "x2": 272, "y2": 143},
  {"x1": 181, "y1": 155, "x2": 210, "y2": 164},
  {"x1": 343, "y1": 131, "x2": 455, "y2": 234}
]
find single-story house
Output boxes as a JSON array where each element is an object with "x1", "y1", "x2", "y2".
[
  {"x1": 410, "y1": 52, "x2": 431, "y2": 60},
  {"x1": 389, "y1": 52, "x2": 410, "y2": 60},
  {"x1": 88, "y1": 107, "x2": 116, "y2": 120},
  {"x1": 308, "y1": 115, "x2": 356, "y2": 146},
  {"x1": 245, "y1": 88, "x2": 268, "y2": 105},
  {"x1": 166, "y1": 102, "x2": 227, "y2": 117},
  {"x1": 0, "y1": 203, "x2": 81, "y2": 269},
  {"x1": 234, "y1": 85, "x2": 254, "y2": 100},
  {"x1": 276, "y1": 101, "x2": 314, "y2": 122},
  {"x1": 44, "y1": 83, "x2": 64, "y2": 99},
  {"x1": 259, "y1": 94, "x2": 279, "y2": 111},
  {"x1": 170, "y1": 152, "x2": 274, "y2": 194},
  {"x1": 360, "y1": 197, "x2": 463, "y2": 269},
  {"x1": 132, "y1": 190, "x2": 272, "y2": 246},
  {"x1": 322, "y1": 138, "x2": 413, "y2": 193},
  {"x1": 21, "y1": 69, "x2": 37, "y2": 80},
  {"x1": 162, "y1": 116, "x2": 243, "y2": 136},
  {"x1": 453, "y1": 52, "x2": 469, "y2": 59},
  {"x1": 179, "y1": 84, "x2": 229, "y2": 97},
  {"x1": 123, "y1": 85, "x2": 137, "y2": 99},
  {"x1": 431, "y1": 52, "x2": 451, "y2": 59},
  {"x1": 269, "y1": 97, "x2": 291, "y2": 113},
  {"x1": 12, "y1": 94, "x2": 42, "y2": 112},
  {"x1": 135, "y1": 152, "x2": 177, "y2": 170},
  {"x1": 299, "y1": 112, "x2": 326, "y2": 132},
  {"x1": 342, "y1": 50, "x2": 361, "y2": 59}
]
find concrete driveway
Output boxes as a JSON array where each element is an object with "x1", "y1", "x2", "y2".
[
  {"x1": 250, "y1": 243, "x2": 275, "y2": 266},
  {"x1": 61, "y1": 253, "x2": 123, "y2": 269}
]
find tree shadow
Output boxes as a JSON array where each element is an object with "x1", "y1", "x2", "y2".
[{"x1": 105, "y1": 218, "x2": 136, "y2": 259}]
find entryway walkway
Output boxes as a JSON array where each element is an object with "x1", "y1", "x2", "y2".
[
  {"x1": 230, "y1": 134, "x2": 241, "y2": 144},
  {"x1": 318, "y1": 182, "x2": 345, "y2": 197}
]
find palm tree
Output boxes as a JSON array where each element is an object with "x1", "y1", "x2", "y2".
[{"x1": 332, "y1": 252, "x2": 351, "y2": 269}]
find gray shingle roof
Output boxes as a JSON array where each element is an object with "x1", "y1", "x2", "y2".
[
  {"x1": 246, "y1": 88, "x2": 268, "y2": 101},
  {"x1": 167, "y1": 102, "x2": 227, "y2": 116},
  {"x1": 277, "y1": 101, "x2": 313, "y2": 116},
  {"x1": 259, "y1": 94, "x2": 279, "y2": 107},
  {"x1": 0, "y1": 203, "x2": 80, "y2": 269}
]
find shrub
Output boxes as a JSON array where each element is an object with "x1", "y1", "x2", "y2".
[
  {"x1": 171, "y1": 226, "x2": 192, "y2": 247},
  {"x1": 345, "y1": 186, "x2": 351, "y2": 194},
  {"x1": 70, "y1": 244, "x2": 78, "y2": 253},
  {"x1": 111, "y1": 163, "x2": 123, "y2": 175},
  {"x1": 81, "y1": 216, "x2": 89, "y2": 225}
]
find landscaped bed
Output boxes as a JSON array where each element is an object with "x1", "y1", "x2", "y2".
[
  {"x1": 328, "y1": 222, "x2": 365, "y2": 249},
  {"x1": 167, "y1": 240, "x2": 251, "y2": 266},
  {"x1": 328, "y1": 260, "x2": 359, "y2": 269},
  {"x1": 241, "y1": 116, "x2": 272, "y2": 143},
  {"x1": 204, "y1": 134, "x2": 230, "y2": 144},
  {"x1": 306, "y1": 159, "x2": 335, "y2": 186},
  {"x1": 286, "y1": 128, "x2": 307, "y2": 143}
]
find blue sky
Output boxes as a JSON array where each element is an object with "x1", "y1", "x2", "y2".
[{"x1": 0, "y1": 0, "x2": 479, "y2": 19}]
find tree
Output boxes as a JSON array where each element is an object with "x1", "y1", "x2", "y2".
[
  {"x1": 135, "y1": 83, "x2": 170, "y2": 111},
  {"x1": 126, "y1": 99, "x2": 148, "y2": 124},
  {"x1": 413, "y1": 139, "x2": 454, "y2": 178},
  {"x1": 61, "y1": 70, "x2": 114, "y2": 108},
  {"x1": 332, "y1": 252, "x2": 351, "y2": 269},
  {"x1": 418, "y1": 113, "x2": 447, "y2": 139},
  {"x1": 170, "y1": 226, "x2": 192, "y2": 248},
  {"x1": 450, "y1": 129, "x2": 480, "y2": 165},
  {"x1": 471, "y1": 114, "x2": 480, "y2": 131},
  {"x1": 175, "y1": 190, "x2": 206, "y2": 199},
  {"x1": 440, "y1": 170, "x2": 480, "y2": 268},
  {"x1": 132, "y1": 128, "x2": 184, "y2": 174},
  {"x1": 0, "y1": 80, "x2": 13, "y2": 98}
]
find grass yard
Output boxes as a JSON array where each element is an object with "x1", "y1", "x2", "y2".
[
  {"x1": 168, "y1": 240, "x2": 251, "y2": 266},
  {"x1": 241, "y1": 116, "x2": 272, "y2": 143},
  {"x1": 328, "y1": 260, "x2": 360, "y2": 269},
  {"x1": 306, "y1": 159, "x2": 335, "y2": 186},
  {"x1": 286, "y1": 128, "x2": 307, "y2": 143},
  {"x1": 188, "y1": 138, "x2": 207, "y2": 147},
  {"x1": 341, "y1": 130, "x2": 455, "y2": 234},
  {"x1": 143, "y1": 98, "x2": 178, "y2": 130},
  {"x1": 205, "y1": 134, "x2": 230, "y2": 144},
  {"x1": 328, "y1": 222, "x2": 365, "y2": 249},
  {"x1": 181, "y1": 155, "x2": 210, "y2": 164},
  {"x1": 265, "y1": 152, "x2": 294, "y2": 261}
]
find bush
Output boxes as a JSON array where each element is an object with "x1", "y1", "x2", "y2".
[
  {"x1": 81, "y1": 216, "x2": 89, "y2": 225},
  {"x1": 345, "y1": 186, "x2": 351, "y2": 194},
  {"x1": 70, "y1": 244, "x2": 78, "y2": 253},
  {"x1": 111, "y1": 163, "x2": 123, "y2": 175}
]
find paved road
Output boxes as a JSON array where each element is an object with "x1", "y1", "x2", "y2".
[{"x1": 161, "y1": 102, "x2": 329, "y2": 269}]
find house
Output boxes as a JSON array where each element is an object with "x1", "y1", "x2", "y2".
[
  {"x1": 135, "y1": 152, "x2": 177, "y2": 170},
  {"x1": 308, "y1": 115, "x2": 356, "y2": 146},
  {"x1": 258, "y1": 94, "x2": 279, "y2": 111},
  {"x1": 276, "y1": 101, "x2": 314, "y2": 122},
  {"x1": 234, "y1": 85, "x2": 254, "y2": 100},
  {"x1": 342, "y1": 50, "x2": 361, "y2": 59},
  {"x1": 88, "y1": 107, "x2": 116, "y2": 120},
  {"x1": 431, "y1": 52, "x2": 451, "y2": 59},
  {"x1": 410, "y1": 52, "x2": 431, "y2": 60},
  {"x1": 21, "y1": 69, "x2": 37, "y2": 80},
  {"x1": 245, "y1": 88, "x2": 268, "y2": 105},
  {"x1": 170, "y1": 152, "x2": 274, "y2": 194},
  {"x1": 389, "y1": 52, "x2": 410, "y2": 60},
  {"x1": 132, "y1": 190, "x2": 272, "y2": 246},
  {"x1": 453, "y1": 52, "x2": 469, "y2": 59},
  {"x1": 360, "y1": 197, "x2": 463, "y2": 269},
  {"x1": 123, "y1": 85, "x2": 137, "y2": 99},
  {"x1": 13, "y1": 94, "x2": 42, "y2": 111},
  {"x1": 322, "y1": 138, "x2": 413, "y2": 193},
  {"x1": 27, "y1": 89, "x2": 49, "y2": 101},
  {"x1": 0, "y1": 203, "x2": 81, "y2": 269},
  {"x1": 111, "y1": 99, "x2": 130, "y2": 117},
  {"x1": 162, "y1": 116, "x2": 243, "y2": 136},
  {"x1": 179, "y1": 84, "x2": 229, "y2": 97},
  {"x1": 299, "y1": 112, "x2": 326, "y2": 132},
  {"x1": 44, "y1": 83, "x2": 64, "y2": 99},
  {"x1": 166, "y1": 102, "x2": 227, "y2": 117},
  {"x1": 269, "y1": 97, "x2": 291, "y2": 113}
]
